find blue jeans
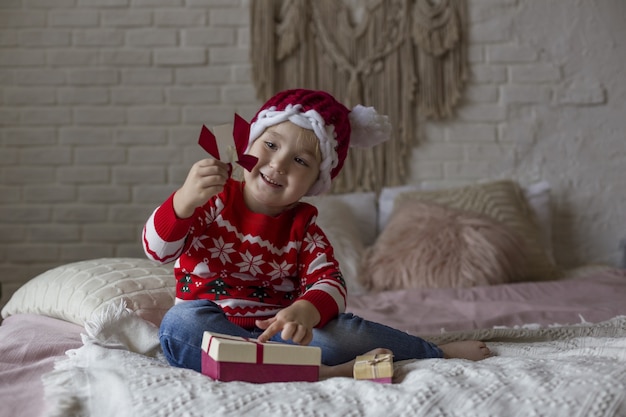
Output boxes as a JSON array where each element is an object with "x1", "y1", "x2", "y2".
[{"x1": 159, "y1": 299, "x2": 443, "y2": 372}]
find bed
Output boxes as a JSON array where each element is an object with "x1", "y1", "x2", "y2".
[{"x1": 2, "y1": 179, "x2": 626, "y2": 417}]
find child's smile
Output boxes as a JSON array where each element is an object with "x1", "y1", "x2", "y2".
[{"x1": 260, "y1": 172, "x2": 282, "y2": 187}]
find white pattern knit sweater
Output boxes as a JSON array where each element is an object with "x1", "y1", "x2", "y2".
[{"x1": 143, "y1": 178, "x2": 347, "y2": 329}]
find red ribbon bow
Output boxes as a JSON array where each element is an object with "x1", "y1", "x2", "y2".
[
  {"x1": 197, "y1": 114, "x2": 258, "y2": 173},
  {"x1": 208, "y1": 333, "x2": 265, "y2": 364}
]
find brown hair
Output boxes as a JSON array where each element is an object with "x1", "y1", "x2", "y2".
[{"x1": 293, "y1": 126, "x2": 321, "y2": 164}]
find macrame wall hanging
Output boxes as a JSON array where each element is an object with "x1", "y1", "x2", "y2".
[{"x1": 250, "y1": 0, "x2": 468, "y2": 194}]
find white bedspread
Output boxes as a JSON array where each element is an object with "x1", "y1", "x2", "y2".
[{"x1": 43, "y1": 303, "x2": 626, "y2": 417}]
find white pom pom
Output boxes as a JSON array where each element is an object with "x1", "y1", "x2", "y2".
[{"x1": 348, "y1": 104, "x2": 392, "y2": 148}]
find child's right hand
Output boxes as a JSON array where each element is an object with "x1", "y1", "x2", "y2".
[{"x1": 173, "y1": 158, "x2": 230, "y2": 218}]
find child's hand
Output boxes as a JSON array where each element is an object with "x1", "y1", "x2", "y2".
[
  {"x1": 255, "y1": 300, "x2": 321, "y2": 345},
  {"x1": 173, "y1": 159, "x2": 230, "y2": 218}
]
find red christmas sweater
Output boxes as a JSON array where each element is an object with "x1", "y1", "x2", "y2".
[{"x1": 143, "y1": 178, "x2": 347, "y2": 329}]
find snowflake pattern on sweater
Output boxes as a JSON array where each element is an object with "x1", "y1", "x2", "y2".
[{"x1": 143, "y1": 178, "x2": 347, "y2": 329}]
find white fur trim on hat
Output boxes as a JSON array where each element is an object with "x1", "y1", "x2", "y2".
[{"x1": 247, "y1": 104, "x2": 339, "y2": 196}]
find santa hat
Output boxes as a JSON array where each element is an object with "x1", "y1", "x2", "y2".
[{"x1": 247, "y1": 89, "x2": 391, "y2": 196}]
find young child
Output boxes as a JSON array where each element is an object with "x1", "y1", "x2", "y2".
[{"x1": 143, "y1": 89, "x2": 490, "y2": 379}]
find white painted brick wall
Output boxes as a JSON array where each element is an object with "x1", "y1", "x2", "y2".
[
  {"x1": 419, "y1": 0, "x2": 626, "y2": 271},
  {"x1": 1, "y1": 0, "x2": 625, "y2": 309}
]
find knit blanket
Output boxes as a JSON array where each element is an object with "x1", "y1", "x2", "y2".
[{"x1": 43, "y1": 303, "x2": 626, "y2": 417}]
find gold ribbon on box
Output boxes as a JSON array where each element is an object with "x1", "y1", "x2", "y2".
[{"x1": 353, "y1": 353, "x2": 394, "y2": 380}]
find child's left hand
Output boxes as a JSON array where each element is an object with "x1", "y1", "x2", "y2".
[{"x1": 255, "y1": 300, "x2": 321, "y2": 345}]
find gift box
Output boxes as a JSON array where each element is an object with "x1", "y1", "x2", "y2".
[
  {"x1": 201, "y1": 331, "x2": 321, "y2": 383},
  {"x1": 353, "y1": 353, "x2": 394, "y2": 383}
]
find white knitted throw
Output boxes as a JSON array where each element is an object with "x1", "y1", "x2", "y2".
[{"x1": 43, "y1": 305, "x2": 626, "y2": 417}]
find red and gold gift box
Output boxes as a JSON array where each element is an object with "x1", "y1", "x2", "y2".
[
  {"x1": 353, "y1": 353, "x2": 394, "y2": 384},
  {"x1": 201, "y1": 331, "x2": 321, "y2": 383}
]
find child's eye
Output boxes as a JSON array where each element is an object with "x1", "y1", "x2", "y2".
[
  {"x1": 294, "y1": 157, "x2": 309, "y2": 166},
  {"x1": 264, "y1": 141, "x2": 277, "y2": 150}
]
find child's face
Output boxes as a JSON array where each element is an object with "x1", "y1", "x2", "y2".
[{"x1": 243, "y1": 121, "x2": 321, "y2": 216}]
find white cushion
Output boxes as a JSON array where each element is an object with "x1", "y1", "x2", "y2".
[
  {"x1": 378, "y1": 185, "x2": 428, "y2": 235},
  {"x1": 304, "y1": 192, "x2": 376, "y2": 295},
  {"x1": 304, "y1": 191, "x2": 377, "y2": 246},
  {"x1": 1, "y1": 258, "x2": 175, "y2": 326},
  {"x1": 521, "y1": 180, "x2": 554, "y2": 263}
]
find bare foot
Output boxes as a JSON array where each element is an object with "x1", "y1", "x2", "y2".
[
  {"x1": 439, "y1": 340, "x2": 491, "y2": 361},
  {"x1": 318, "y1": 348, "x2": 392, "y2": 380}
]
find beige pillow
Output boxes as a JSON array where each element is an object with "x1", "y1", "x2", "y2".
[
  {"x1": 393, "y1": 180, "x2": 560, "y2": 281},
  {"x1": 360, "y1": 201, "x2": 529, "y2": 291},
  {"x1": 308, "y1": 197, "x2": 368, "y2": 295},
  {"x1": 1, "y1": 258, "x2": 175, "y2": 326}
]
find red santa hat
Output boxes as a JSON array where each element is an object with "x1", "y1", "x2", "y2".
[{"x1": 247, "y1": 89, "x2": 391, "y2": 196}]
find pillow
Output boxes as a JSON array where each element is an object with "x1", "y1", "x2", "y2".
[
  {"x1": 308, "y1": 198, "x2": 368, "y2": 295},
  {"x1": 378, "y1": 184, "x2": 429, "y2": 234},
  {"x1": 378, "y1": 181, "x2": 554, "y2": 262},
  {"x1": 521, "y1": 180, "x2": 554, "y2": 264},
  {"x1": 392, "y1": 180, "x2": 560, "y2": 281},
  {"x1": 360, "y1": 201, "x2": 529, "y2": 291},
  {"x1": 1, "y1": 258, "x2": 175, "y2": 327},
  {"x1": 304, "y1": 191, "x2": 377, "y2": 246}
]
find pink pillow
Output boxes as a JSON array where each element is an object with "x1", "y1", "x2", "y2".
[{"x1": 360, "y1": 201, "x2": 529, "y2": 291}]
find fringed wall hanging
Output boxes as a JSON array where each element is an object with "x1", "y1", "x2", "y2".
[{"x1": 250, "y1": 0, "x2": 468, "y2": 193}]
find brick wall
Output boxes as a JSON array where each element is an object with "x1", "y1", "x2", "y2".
[
  {"x1": 411, "y1": 0, "x2": 626, "y2": 272},
  {"x1": 0, "y1": 0, "x2": 262, "y2": 307},
  {"x1": 1, "y1": 0, "x2": 625, "y2": 308}
]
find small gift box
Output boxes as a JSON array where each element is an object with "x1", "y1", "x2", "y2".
[
  {"x1": 201, "y1": 331, "x2": 321, "y2": 383},
  {"x1": 353, "y1": 353, "x2": 394, "y2": 383}
]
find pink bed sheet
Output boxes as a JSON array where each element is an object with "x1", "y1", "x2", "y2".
[
  {"x1": 347, "y1": 268, "x2": 626, "y2": 336},
  {"x1": 0, "y1": 314, "x2": 83, "y2": 417}
]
